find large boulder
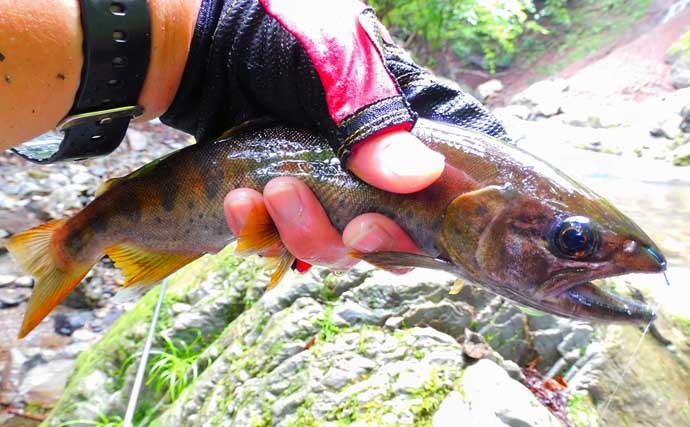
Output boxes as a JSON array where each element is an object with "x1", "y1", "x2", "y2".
[{"x1": 39, "y1": 248, "x2": 690, "y2": 426}]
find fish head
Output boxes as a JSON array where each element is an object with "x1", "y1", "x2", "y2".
[{"x1": 440, "y1": 178, "x2": 666, "y2": 324}]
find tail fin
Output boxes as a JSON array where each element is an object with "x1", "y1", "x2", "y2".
[{"x1": 5, "y1": 220, "x2": 94, "y2": 338}]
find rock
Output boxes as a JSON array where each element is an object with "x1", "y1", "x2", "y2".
[
  {"x1": 0, "y1": 288, "x2": 29, "y2": 308},
  {"x1": 53, "y1": 312, "x2": 90, "y2": 336},
  {"x1": 15, "y1": 276, "x2": 34, "y2": 287},
  {"x1": 332, "y1": 300, "x2": 380, "y2": 326},
  {"x1": 0, "y1": 228, "x2": 9, "y2": 238},
  {"x1": 531, "y1": 329, "x2": 564, "y2": 368},
  {"x1": 432, "y1": 391, "x2": 472, "y2": 427},
  {"x1": 672, "y1": 142, "x2": 690, "y2": 166},
  {"x1": 126, "y1": 128, "x2": 148, "y2": 151},
  {"x1": 401, "y1": 299, "x2": 473, "y2": 339},
  {"x1": 650, "y1": 115, "x2": 682, "y2": 139},
  {"x1": 511, "y1": 79, "x2": 569, "y2": 118},
  {"x1": 0, "y1": 273, "x2": 17, "y2": 287},
  {"x1": 462, "y1": 359, "x2": 562, "y2": 427},
  {"x1": 478, "y1": 79, "x2": 504, "y2": 100},
  {"x1": 19, "y1": 359, "x2": 75, "y2": 406},
  {"x1": 62, "y1": 273, "x2": 111, "y2": 309},
  {"x1": 671, "y1": 56, "x2": 690, "y2": 89},
  {"x1": 557, "y1": 324, "x2": 593, "y2": 357}
]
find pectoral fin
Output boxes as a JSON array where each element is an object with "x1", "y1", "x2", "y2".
[
  {"x1": 236, "y1": 204, "x2": 296, "y2": 291},
  {"x1": 350, "y1": 251, "x2": 460, "y2": 275},
  {"x1": 236, "y1": 204, "x2": 282, "y2": 255}
]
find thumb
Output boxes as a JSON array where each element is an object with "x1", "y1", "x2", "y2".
[{"x1": 347, "y1": 129, "x2": 445, "y2": 194}]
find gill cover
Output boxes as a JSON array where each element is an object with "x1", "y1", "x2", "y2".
[{"x1": 440, "y1": 184, "x2": 516, "y2": 276}]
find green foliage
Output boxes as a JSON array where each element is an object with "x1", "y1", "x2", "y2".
[
  {"x1": 146, "y1": 331, "x2": 209, "y2": 401},
  {"x1": 409, "y1": 369, "x2": 455, "y2": 427},
  {"x1": 369, "y1": 0, "x2": 651, "y2": 74},
  {"x1": 370, "y1": 0, "x2": 540, "y2": 72},
  {"x1": 567, "y1": 393, "x2": 599, "y2": 427},
  {"x1": 668, "y1": 30, "x2": 690, "y2": 59},
  {"x1": 57, "y1": 413, "x2": 123, "y2": 427},
  {"x1": 317, "y1": 304, "x2": 339, "y2": 342}
]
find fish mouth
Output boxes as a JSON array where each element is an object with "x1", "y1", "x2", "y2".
[{"x1": 539, "y1": 281, "x2": 656, "y2": 324}]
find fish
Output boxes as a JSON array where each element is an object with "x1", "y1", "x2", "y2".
[{"x1": 6, "y1": 118, "x2": 666, "y2": 338}]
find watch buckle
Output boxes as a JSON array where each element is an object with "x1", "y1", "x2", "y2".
[{"x1": 57, "y1": 105, "x2": 144, "y2": 131}]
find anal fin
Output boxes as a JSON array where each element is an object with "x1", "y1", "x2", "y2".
[{"x1": 105, "y1": 243, "x2": 200, "y2": 289}]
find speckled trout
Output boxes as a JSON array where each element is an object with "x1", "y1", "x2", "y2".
[{"x1": 7, "y1": 119, "x2": 667, "y2": 338}]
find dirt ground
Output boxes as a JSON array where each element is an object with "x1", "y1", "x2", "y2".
[{"x1": 485, "y1": 0, "x2": 690, "y2": 104}]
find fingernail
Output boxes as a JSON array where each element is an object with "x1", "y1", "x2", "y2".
[
  {"x1": 380, "y1": 137, "x2": 445, "y2": 178},
  {"x1": 264, "y1": 181, "x2": 304, "y2": 221},
  {"x1": 345, "y1": 222, "x2": 392, "y2": 252}
]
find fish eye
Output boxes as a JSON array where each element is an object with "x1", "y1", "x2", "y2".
[{"x1": 552, "y1": 216, "x2": 598, "y2": 259}]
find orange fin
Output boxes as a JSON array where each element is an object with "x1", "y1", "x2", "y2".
[
  {"x1": 235, "y1": 204, "x2": 282, "y2": 255},
  {"x1": 234, "y1": 205, "x2": 295, "y2": 290},
  {"x1": 105, "y1": 243, "x2": 199, "y2": 288},
  {"x1": 266, "y1": 248, "x2": 295, "y2": 291},
  {"x1": 6, "y1": 219, "x2": 93, "y2": 338}
]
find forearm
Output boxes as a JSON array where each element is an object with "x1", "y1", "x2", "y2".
[{"x1": 0, "y1": 0, "x2": 200, "y2": 151}]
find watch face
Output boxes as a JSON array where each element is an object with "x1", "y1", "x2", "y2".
[{"x1": 11, "y1": 130, "x2": 65, "y2": 163}]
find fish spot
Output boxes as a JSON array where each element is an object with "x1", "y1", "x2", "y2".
[
  {"x1": 162, "y1": 184, "x2": 178, "y2": 212},
  {"x1": 155, "y1": 216, "x2": 162, "y2": 224},
  {"x1": 203, "y1": 168, "x2": 224, "y2": 200},
  {"x1": 56, "y1": 73, "x2": 66, "y2": 80},
  {"x1": 474, "y1": 206, "x2": 488, "y2": 217},
  {"x1": 405, "y1": 210, "x2": 414, "y2": 220},
  {"x1": 189, "y1": 218, "x2": 194, "y2": 224},
  {"x1": 338, "y1": 200, "x2": 345, "y2": 209},
  {"x1": 66, "y1": 234, "x2": 85, "y2": 256},
  {"x1": 0, "y1": 52, "x2": 5, "y2": 61},
  {"x1": 187, "y1": 201, "x2": 195, "y2": 210},
  {"x1": 4, "y1": 74, "x2": 11, "y2": 84},
  {"x1": 89, "y1": 216, "x2": 109, "y2": 233},
  {"x1": 198, "y1": 213, "x2": 204, "y2": 219}
]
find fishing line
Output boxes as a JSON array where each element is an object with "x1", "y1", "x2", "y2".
[
  {"x1": 599, "y1": 320, "x2": 652, "y2": 420},
  {"x1": 123, "y1": 279, "x2": 168, "y2": 427}
]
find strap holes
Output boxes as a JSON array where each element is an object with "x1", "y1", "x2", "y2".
[
  {"x1": 110, "y1": 3, "x2": 126, "y2": 15},
  {"x1": 113, "y1": 30, "x2": 127, "y2": 42},
  {"x1": 99, "y1": 117, "x2": 113, "y2": 126},
  {"x1": 112, "y1": 56, "x2": 128, "y2": 68},
  {"x1": 91, "y1": 135, "x2": 104, "y2": 141},
  {"x1": 107, "y1": 79, "x2": 124, "y2": 88}
]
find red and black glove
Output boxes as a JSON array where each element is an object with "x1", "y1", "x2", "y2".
[{"x1": 161, "y1": 0, "x2": 417, "y2": 161}]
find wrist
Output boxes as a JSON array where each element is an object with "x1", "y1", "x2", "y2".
[
  {"x1": 137, "y1": 0, "x2": 201, "y2": 121},
  {"x1": 0, "y1": 0, "x2": 201, "y2": 151}
]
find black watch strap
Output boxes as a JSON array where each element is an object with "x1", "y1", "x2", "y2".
[{"x1": 12, "y1": 0, "x2": 151, "y2": 163}]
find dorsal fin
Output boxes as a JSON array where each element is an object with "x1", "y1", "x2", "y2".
[{"x1": 95, "y1": 177, "x2": 124, "y2": 197}]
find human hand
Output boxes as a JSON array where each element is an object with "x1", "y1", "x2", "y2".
[{"x1": 224, "y1": 128, "x2": 443, "y2": 271}]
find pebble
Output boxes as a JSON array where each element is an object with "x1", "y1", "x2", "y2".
[
  {"x1": 53, "y1": 312, "x2": 89, "y2": 336},
  {"x1": 0, "y1": 288, "x2": 29, "y2": 307},
  {"x1": 14, "y1": 276, "x2": 34, "y2": 288},
  {"x1": 0, "y1": 273, "x2": 17, "y2": 286}
]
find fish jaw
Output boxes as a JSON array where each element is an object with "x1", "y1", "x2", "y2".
[{"x1": 540, "y1": 282, "x2": 656, "y2": 324}]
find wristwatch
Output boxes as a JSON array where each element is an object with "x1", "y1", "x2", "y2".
[{"x1": 12, "y1": 0, "x2": 151, "y2": 163}]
